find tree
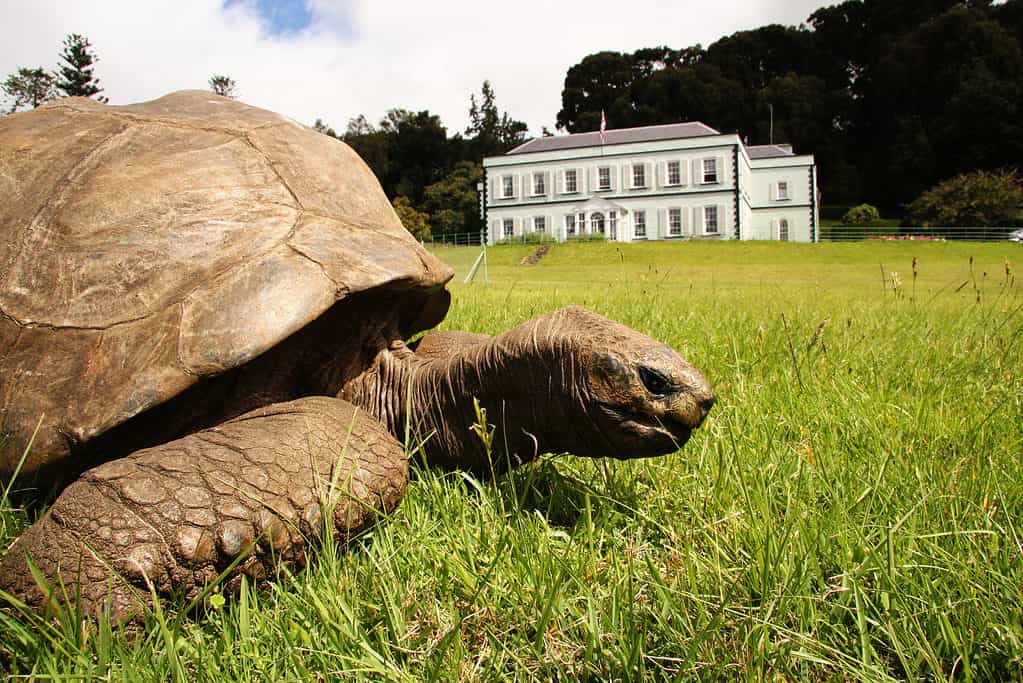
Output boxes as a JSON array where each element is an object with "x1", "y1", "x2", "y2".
[
  {"x1": 465, "y1": 81, "x2": 528, "y2": 156},
  {"x1": 392, "y1": 196, "x2": 431, "y2": 240},
  {"x1": 631, "y1": 63, "x2": 745, "y2": 132},
  {"x1": 703, "y1": 25, "x2": 820, "y2": 93},
  {"x1": 345, "y1": 114, "x2": 375, "y2": 136},
  {"x1": 56, "y1": 34, "x2": 107, "y2": 101},
  {"x1": 422, "y1": 161, "x2": 484, "y2": 237},
  {"x1": 556, "y1": 51, "x2": 638, "y2": 132},
  {"x1": 312, "y1": 118, "x2": 338, "y2": 138},
  {"x1": 209, "y1": 75, "x2": 238, "y2": 99},
  {"x1": 381, "y1": 109, "x2": 453, "y2": 203},
  {"x1": 906, "y1": 168, "x2": 1023, "y2": 228},
  {"x1": 2, "y1": 67, "x2": 56, "y2": 113}
]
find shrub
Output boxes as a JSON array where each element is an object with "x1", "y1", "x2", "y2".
[
  {"x1": 392, "y1": 196, "x2": 431, "y2": 240},
  {"x1": 496, "y1": 232, "x2": 557, "y2": 245},
  {"x1": 906, "y1": 168, "x2": 1023, "y2": 228},
  {"x1": 842, "y1": 204, "x2": 882, "y2": 225}
]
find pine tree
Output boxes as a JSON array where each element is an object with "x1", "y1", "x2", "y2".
[{"x1": 56, "y1": 34, "x2": 107, "y2": 101}]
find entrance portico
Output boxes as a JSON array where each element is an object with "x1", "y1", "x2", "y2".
[{"x1": 566, "y1": 196, "x2": 629, "y2": 241}]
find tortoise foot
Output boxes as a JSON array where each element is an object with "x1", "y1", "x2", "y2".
[{"x1": 0, "y1": 396, "x2": 407, "y2": 622}]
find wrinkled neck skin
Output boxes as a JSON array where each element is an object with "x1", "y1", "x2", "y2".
[{"x1": 342, "y1": 318, "x2": 591, "y2": 476}]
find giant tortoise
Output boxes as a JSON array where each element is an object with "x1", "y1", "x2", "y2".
[{"x1": 0, "y1": 91, "x2": 713, "y2": 620}]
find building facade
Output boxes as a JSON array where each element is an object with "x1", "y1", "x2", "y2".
[{"x1": 483, "y1": 122, "x2": 818, "y2": 244}]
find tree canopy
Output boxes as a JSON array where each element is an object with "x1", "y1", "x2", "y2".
[
  {"x1": 556, "y1": 0, "x2": 1023, "y2": 212},
  {"x1": 2, "y1": 67, "x2": 56, "y2": 113},
  {"x1": 2, "y1": 34, "x2": 105, "y2": 112},
  {"x1": 208, "y1": 75, "x2": 238, "y2": 99},
  {"x1": 906, "y1": 168, "x2": 1023, "y2": 228},
  {"x1": 318, "y1": 81, "x2": 524, "y2": 240}
]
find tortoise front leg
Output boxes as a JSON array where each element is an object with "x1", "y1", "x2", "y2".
[{"x1": 0, "y1": 397, "x2": 406, "y2": 622}]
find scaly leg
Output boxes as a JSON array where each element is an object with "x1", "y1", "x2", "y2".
[{"x1": 0, "y1": 396, "x2": 406, "y2": 621}]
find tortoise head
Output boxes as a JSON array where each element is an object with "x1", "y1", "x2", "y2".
[{"x1": 545, "y1": 307, "x2": 714, "y2": 458}]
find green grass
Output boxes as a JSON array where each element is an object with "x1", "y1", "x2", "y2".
[{"x1": 3, "y1": 241, "x2": 1022, "y2": 680}]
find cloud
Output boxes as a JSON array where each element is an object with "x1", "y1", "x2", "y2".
[{"x1": 1, "y1": 0, "x2": 826, "y2": 136}]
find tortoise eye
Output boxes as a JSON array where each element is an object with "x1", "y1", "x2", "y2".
[{"x1": 638, "y1": 366, "x2": 674, "y2": 397}]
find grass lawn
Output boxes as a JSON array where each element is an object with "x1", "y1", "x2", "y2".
[{"x1": 3, "y1": 241, "x2": 1022, "y2": 680}]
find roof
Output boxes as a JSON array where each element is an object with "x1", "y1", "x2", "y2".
[
  {"x1": 507, "y1": 121, "x2": 722, "y2": 155},
  {"x1": 746, "y1": 144, "x2": 795, "y2": 159}
]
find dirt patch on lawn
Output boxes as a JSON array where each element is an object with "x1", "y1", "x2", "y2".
[{"x1": 520, "y1": 245, "x2": 551, "y2": 265}]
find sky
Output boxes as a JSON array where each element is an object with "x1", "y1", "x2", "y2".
[{"x1": 2, "y1": 0, "x2": 827, "y2": 136}]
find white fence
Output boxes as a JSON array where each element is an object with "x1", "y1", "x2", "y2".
[
  {"x1": 421, "y1": 232, "x2": 485, "y2": 247},
  {"x1": 421, "y1": 228, "x2": 1022, "y2": 247},
  {"x1": 818, "y1": 226, "x2": 1021, "y2": 242}
]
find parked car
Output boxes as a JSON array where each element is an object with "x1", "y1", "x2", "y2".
[{"x1": 1010, "y1": 228, "x2": 1023, "y2": 242}]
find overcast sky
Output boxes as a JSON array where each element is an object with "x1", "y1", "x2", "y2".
[{"x1": 2, "y1": 0, "x2": 827, "y2": 136}]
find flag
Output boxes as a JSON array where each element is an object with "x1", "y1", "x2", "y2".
[{"x1": 599, "y1": 110, "x2": 607, "y2": 144}]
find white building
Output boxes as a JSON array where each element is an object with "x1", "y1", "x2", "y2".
[{"x1": 483, "y1": 122, "x2": 819, "y2": 244}]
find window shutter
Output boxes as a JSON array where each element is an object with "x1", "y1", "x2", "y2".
[
  {"x1": 717, "y1": 156, "x2": 726, "y2": 184},
  {"x1": 645, "y1": 163, "x2": 653, "y2": 189},
  {"x1": 656, "y1": 162, "x2": 664, "y2": 188},
  {"x1": 590, "y1": 167, "x2": 598, "y2": 192},
  {"x1": 489, "y1": 176, "x2": 497, "y2": 201},
  {"x1": 557, "y1": 170, "x2": 564, "y2": 194},
  {"x1": 656, "y1": 209, "x2": 666, "y2": 239},
  {"x1": 693, "y1": 159, "x2": 701, "y2": 185},
  {"x1": 622, "y1": 163, "x2": 632, "y2": 189},
  {"x1": 576, "y1": 167, "x2": 585, "y2": 193},
  {"x1": 679, "y1": 160, "x2": 688, "y2": 186},
  {"x1": 681, "y1": 206, "x2": 689, "y2": 235},
  {"x1": 694, "y1": 206, "x2": 704, "y2": 233},
  {"x1": 546, "y1": 214, "x2": 553, "y2": 236},
  {"x1": 610, "y1": 165, "x2": 618, "y2": 191}
]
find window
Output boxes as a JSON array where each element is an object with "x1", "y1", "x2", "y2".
[
  {"x1": 666, "y1": 160, "x2": 681, "y2": 186},
  {"x1": 702, "y1": 158, "x2": 718, "y2": 184},
  {"x1": 533, "y1": 216, "x2": 546, "y2": 233},
  {"x1": 591, "y1": 212, "x2": 605, "y2": 234},
  {"x1": 634, "y1": 210, "x2": 647, "y2": 238},
  {"x1": 598, "y1": 166, "x2": 611, "y2": 190},
  {"x1": 668, "y1": 208, "x2": 682, "y2": 236},
  {"x1": 776, "y1": 181, "x2": 789, "y2": 201},
  {"x1": 779, "y1": 218, "x2": 789, "y2": 241},
  {"x1": 502, "y1": 176, "x2": 514, "y2": 198},
  {"x1": 564, "y1": 169, "x2": 578, "y2": 193},
  {"x1": 533, "y1": 173, "x2": 546, "y2": 196},
  {"x1": 502, "y1": 218, "x2": 514, "y2": 237},
  {"x1": 565, "y1": 214, "x2": 576, "y2": 235},
  {"x1": 632, "y1": 164, "x2": 646, "y2": 188},
  {"x1": 703, "y1": 206, "x2": 719, "y2": 234}
]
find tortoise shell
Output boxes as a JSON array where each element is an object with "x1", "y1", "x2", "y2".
[{"x1": 0, "y1": 91, "x2": 452, "y2": 482}]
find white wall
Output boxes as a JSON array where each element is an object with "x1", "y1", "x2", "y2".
[{"x1": 484, "y1": 135, "x2": 816, "y2": 243}]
